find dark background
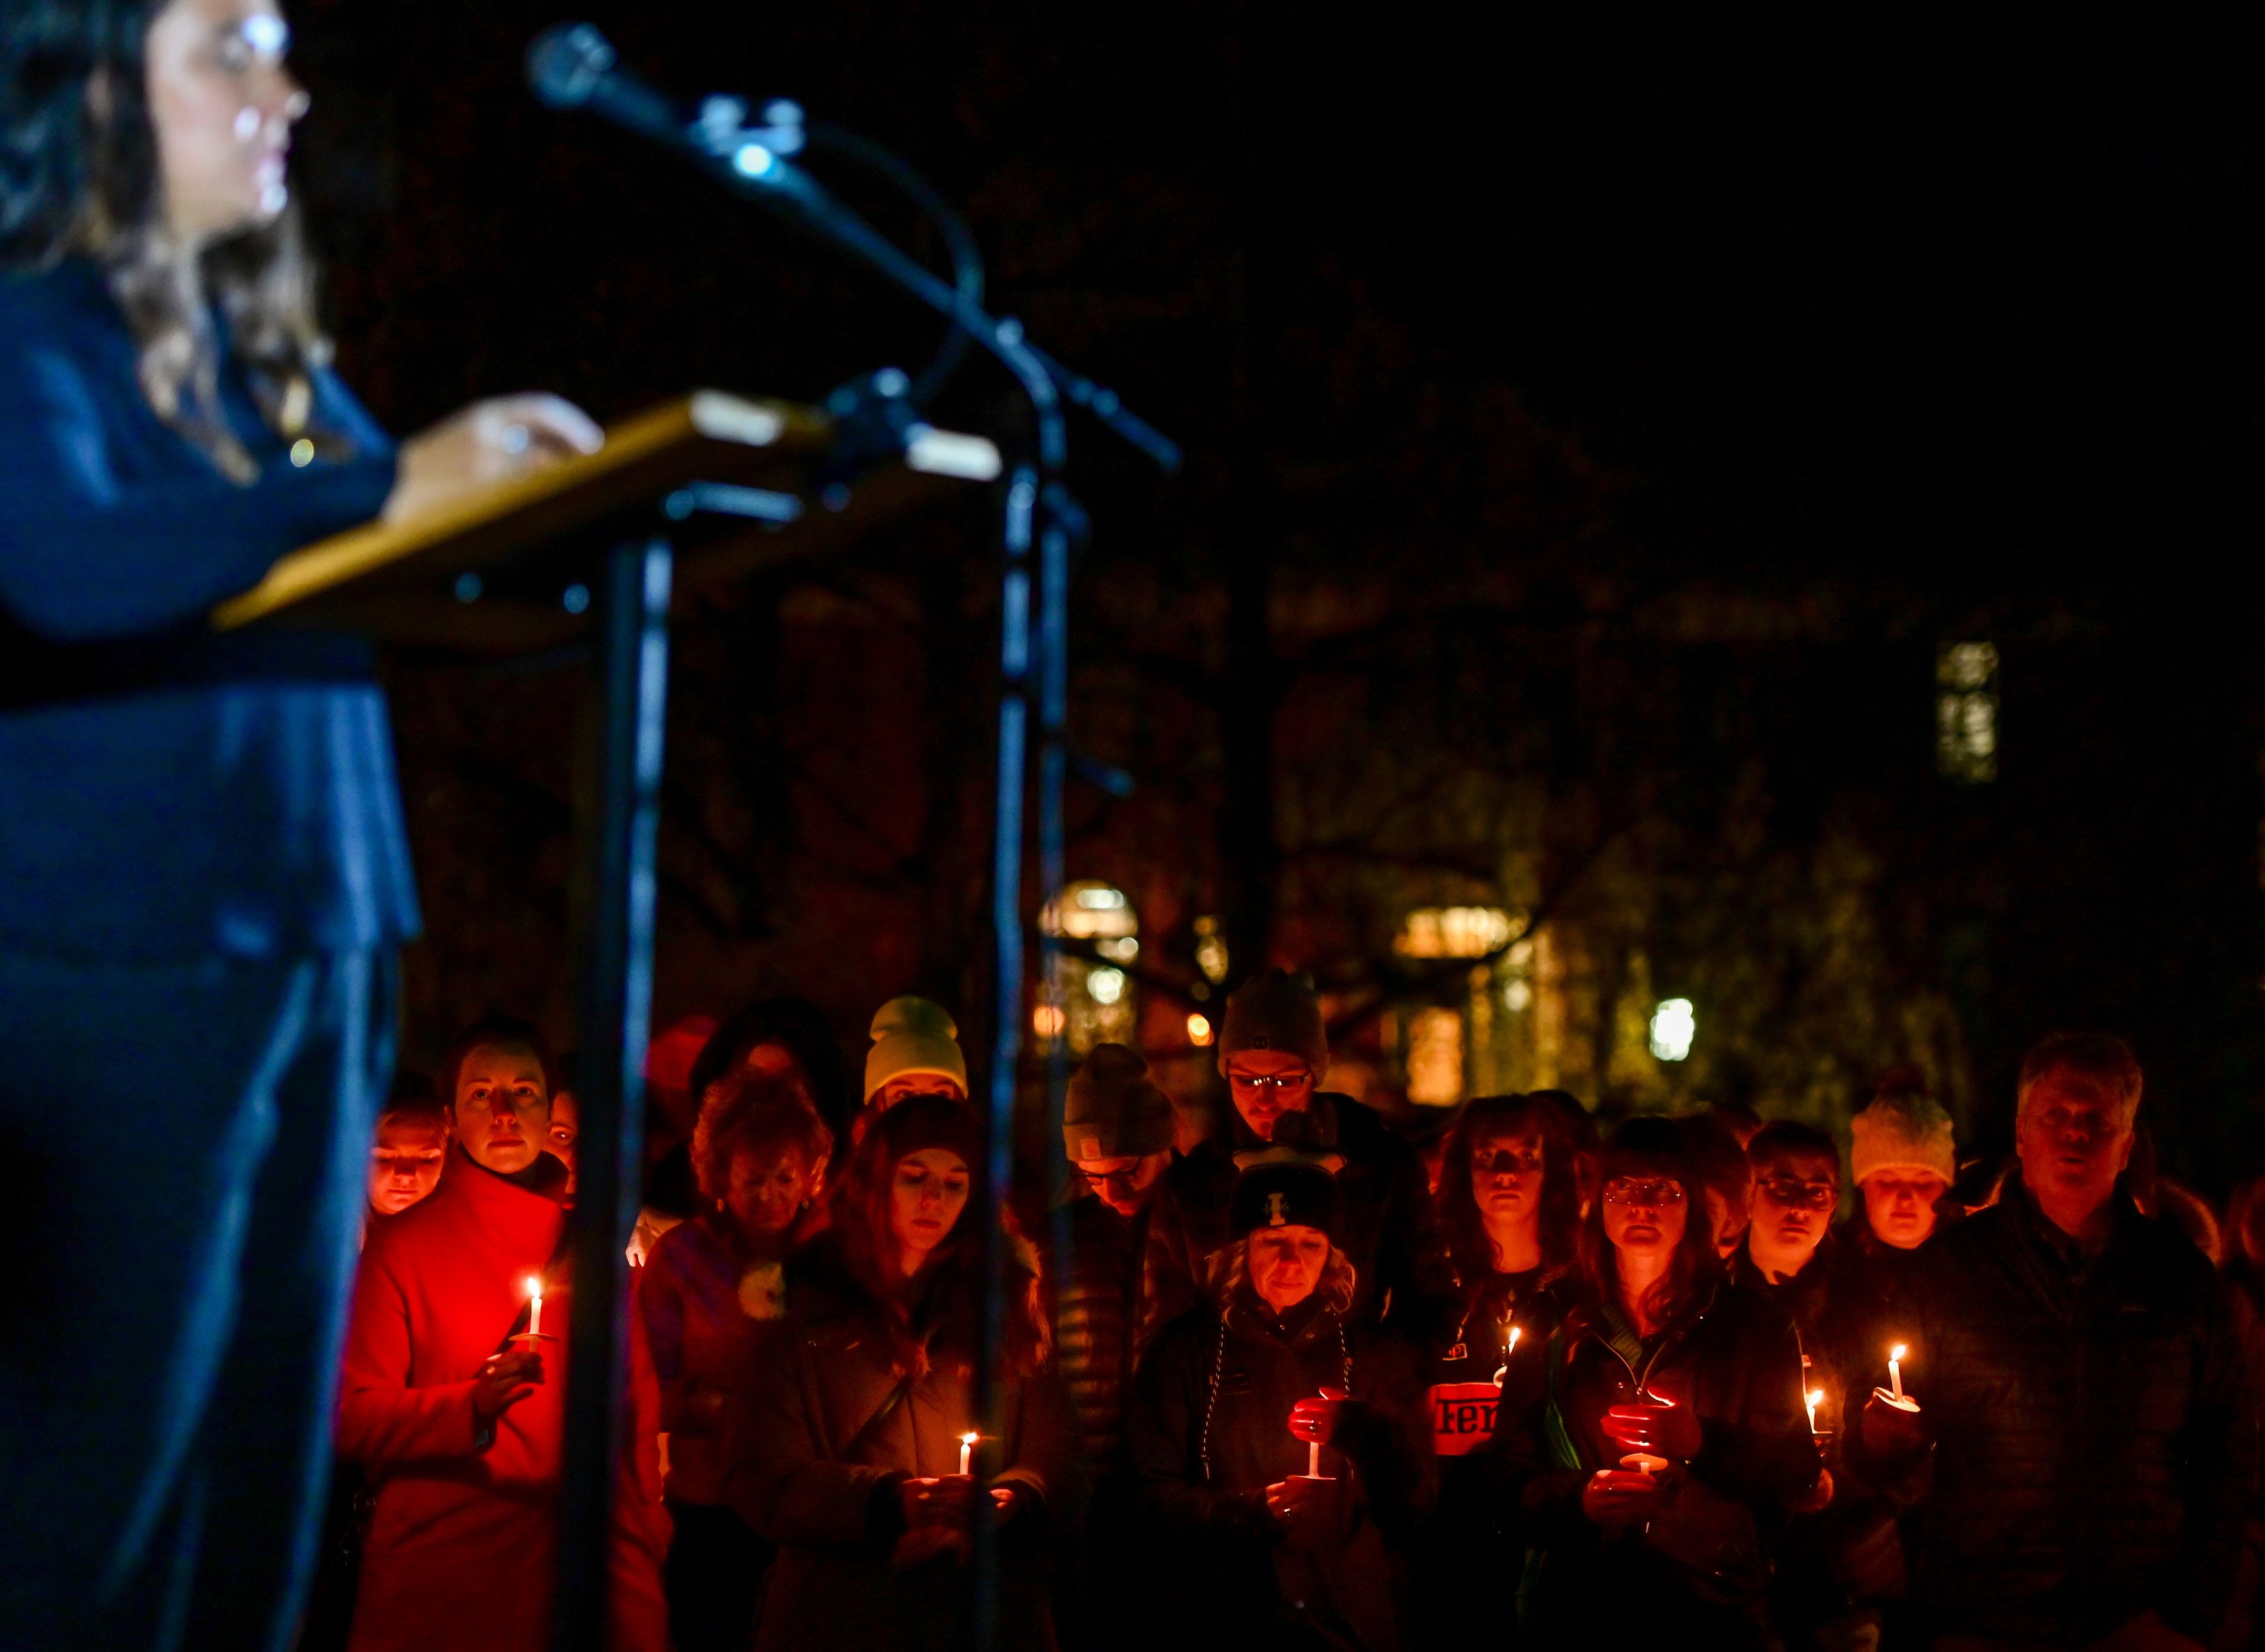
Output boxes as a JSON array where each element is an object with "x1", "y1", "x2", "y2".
[{"x1": 287, "y1": 4, "x2": 2265, "y2": 1183}]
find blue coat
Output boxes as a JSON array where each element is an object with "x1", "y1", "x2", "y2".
[{"x1": 0, "y1": 258, "x2": 418, "y2": 960}]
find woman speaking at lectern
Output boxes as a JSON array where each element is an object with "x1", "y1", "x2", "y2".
[{"x1": 0, "y1": 0, "x2": 598, "y2": 1643}]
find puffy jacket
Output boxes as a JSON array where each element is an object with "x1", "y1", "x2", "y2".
[
  {"x1": 1051, "y1": 1189, "x2": 1154, "y2": 1470},
  {"x1": 1143, "y1": 1093, "x2": 1457, "y2": 1348},
  {"x1": 1482, "y1": 1279, "x2": 1820, "y2": 1650},
  {"x1": 1865, "y1": 1173, "x2": 2256, "y2": 1646},
  {"x1": 723, "y1": 1236, "x2": 1083, "y2": 1652},
  {"x1": 1127, "y1": 1286, "x2": 1436, "y2": 1652}
]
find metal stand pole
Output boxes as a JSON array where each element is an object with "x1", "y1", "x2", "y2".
[{"x1": 552, "y1": 536, "x2": 673, "y2": 1652}]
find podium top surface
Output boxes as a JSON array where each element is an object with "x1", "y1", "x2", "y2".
[{"x1": 212, "y1": 390, "x2": 1000, "y2": 649}]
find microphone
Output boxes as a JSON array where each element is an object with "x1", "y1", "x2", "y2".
[{"x1": 526, "y1": 23, "x2": 681, "y2": 144}]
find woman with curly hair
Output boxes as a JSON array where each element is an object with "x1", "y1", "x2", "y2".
[
  {"x1": 1127, "y1": 1139, "x2": 1435, "y2": 1652},
  {"x1": 725, "y1": 1093, "x2": 1078, "y2": 1650},
  {"x1": 639, "y1": 1070, "x2": 833, "y2": 1652},
  {"x1": 1484, "y1": 1116, "x2": 1821, "y2": 1650},
  {"x1": 0, "y1": 2, "x2": 598, "y2": 1643}
]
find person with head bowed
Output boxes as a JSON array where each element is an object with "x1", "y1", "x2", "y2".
[
  {"x1": 1482, "y1": 1115, "x2": 1821, "y2": 1651},
  {"x1": 334, "y1": 1017, "x2": 668, "y2": 1652},
  {"x1": 1417, "y1": 1092, "x2": 1584, "y2": 1644},
  {"x1": 1841, "y1": 1070, "x2": 1959, "y2": 1285},
  {"x1": 724, "y1": 1093, "x2": 1079, "y2": 1651},
  {"x1": 0, "y1": 0, "x2": 602, "y2": 1637},
  {"x1": 367, "y1": 1070, "x2": 448, "y2": 1221},
  {"x1": 1853, "y1": 1033, "x2": 2256, "y2": 1651},
  {"x1": 638, "y1": 1069, "x2": 832, "y2": 1652},
  {"x1": 1125, "y1": 1128, "x2": 1436, "y2": 1652},
  {"x1": 1143, "y1": 967, "x2": 1456, "y2": 1348}
]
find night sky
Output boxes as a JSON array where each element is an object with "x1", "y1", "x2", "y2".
[{"x1": 287, "y1": 4, "x2": 2265, "y2": 1177}]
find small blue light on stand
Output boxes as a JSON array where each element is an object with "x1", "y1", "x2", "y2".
[{"x1": 733, "y1": 143, "x2": 774, "y2": 179}]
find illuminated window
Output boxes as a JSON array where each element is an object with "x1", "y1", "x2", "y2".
[
  {"x1": 1396, "y1": 906, "x2": 1517, "y2": 960},
  {"x1": 1193, "y1": 915, "x2": 1230, "y2": 989},
  {"x1": 1936, "y1": 642, "x2": 1998, "y2": 783},
  {"x1": 1406, "y1": 1007, "x2": 1466, "y2": 1105},
  {"x1": 1038, "y1": 881, "x2": 1138, "y2": 1054},
  {"x1": 1649, "y1": 999, "x2": 1695, "y2": 1063},
  {"x1": 1186, "y1": 1013, "x2": 1214, "y2": 1047}
]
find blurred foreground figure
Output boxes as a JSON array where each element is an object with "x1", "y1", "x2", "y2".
[
  {"x1": 1854, "y1": 1033, "x2": 2255, "y2": 1650},
  {"x1": 336, "y1": 1019, "x2": 668, "y2": 1651},
  {"x1": 726, "y1": 1094, "x2": 1079, "y2": 1651},
  {"x1": 0, "y1": 1, "x2": 593, "y2": 1643},
  {"x1": 640, "y1": 1072, "x2": 831, "y2": 1652}
]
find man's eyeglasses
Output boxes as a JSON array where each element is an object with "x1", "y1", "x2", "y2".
[
  {"x1": 1227, "y1": 1070, "x2": 1312, "y2": 1095},
  {"x1": 1758, "y1": 1177, "x2": 1837, "y2": 1211},
  {"x1": 1074, "y1": 1164, "x2": 1150, "y2": 1190},
  {"x1": 1601, "y1": 1177, "x2": 1687, "y2": 1207},
  {"x1": 1476, "y1": 1148, "x2": 1544, "y2": 1177}
]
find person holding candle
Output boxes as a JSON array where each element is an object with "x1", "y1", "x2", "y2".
[
  {"x1": 1482, "y1": 1116, "x2": 1821, "y2": 1650},
  {"x1": 335, "y1": 1016, "x2": 669, "y2": 1652},
  {"x1": 1125, "y1": 1129, "x2": 1435, "y2": 1652},
  {"x1": 724, "y1": 1093, "x2": 1076, "y2": 1652},
  {"x1": 1834, "y1": 1072, "x2": 1961, "y2": 1316},
  {"x1": 639, "y1": 1070, "x2": 832, "y2": 1652},
  {"x1": 1854, "y1": 1033, "x2": 2256, "y2": 1650},
  {"x1": 1419, "y1": 1092, "x2": 1583, "y2": 1644},
  {"x1": 1143, "y1": 967, "x2": 1458, "y2": 1346}
]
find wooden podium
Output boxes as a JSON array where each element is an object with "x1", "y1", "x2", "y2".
[{"x1": 218, "y1": 392, "x2": 999, "y2": 1652}]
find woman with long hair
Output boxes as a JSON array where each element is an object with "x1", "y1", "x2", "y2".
[
  {"x1": 0, "y1": 3, "x2": 598, "y2": 1644},
  {"x1": 1420, "y1": 1093, "x2": 1584, "y2": 1641},
  {"x1": 725, "y1": 1093, "x2": 1078, "y2": 1650},
  {"x1": 1486, "y1": 1116, "x2": 1820, "y2": 1650}
]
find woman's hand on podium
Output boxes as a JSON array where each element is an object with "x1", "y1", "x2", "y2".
[{"x1": 383, "y1": 393, "x2": 605, "y2": 524}]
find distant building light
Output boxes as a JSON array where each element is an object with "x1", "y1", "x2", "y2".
[
  {"x1": 1042, "y1": 879, "x2": 1138, "y2": 941},
  {"x1": 1033, "y1": 1004, "x2": 1066, "y2": 1039},
  {"x1": 1406, "y1": 1006, "x2": 1465, "y2": 1105},
  {"x1": 1936, "y1": 641, "x2": 1999, "y2": 783},
  {"x1": 1075, "y1": 886, "x2": 1126, "y2": 909},
  {"x1": 1396, "y1": 906, "x2": 1517, "y2": 960},
  {"x1": 1503, "y1": 978, "x2": 1532, "y2": 1012},
  {"x1": 1193, "y1": 915, "x2": 1230, "y2": 985},
  {"x1": 1097, "y1": 935, "x2": 1140, "y2": 963},
  {"x1": 1186, "y1": 1013, "x2": 1214, "y2": 1047},
  {"x1": 1649, "y1": 999, "x2": 1696, "y2": 1063},
  {"x1": 1088, "y1": 967, "x2": 1126, "y2": 1006}
]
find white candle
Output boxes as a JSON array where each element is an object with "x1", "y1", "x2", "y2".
[
  {"x1": 1888, "y1": 1344, "x2": 1906, "y2": 1402},
  {"x1": 958, "y1": 1431, "x2": 977, "y2": 1476},
  {"x1": 1308, "y1": 1440, "x2": 1321, "y2": 1479},
  {"x1": 527, "y1": 1275, "x2": 544, "y2": 1338}
]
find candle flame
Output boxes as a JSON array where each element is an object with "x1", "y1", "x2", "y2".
[
  {"x1": 1890, "y1": 1343, "x2": 1906, "y2": 1362},
  {"x1": 526, "y1": 1275, "x2": 543, "y2": 1300},
  {"x1": 1807, "y1": 1388, "x2": 1824, "y2": 1408},
  {"x1": 1506, "y1": 1326, "x2": 1522, "y2": 1353},
  {"x1": 958, "y1": 1431, "x2": 979, "y2": 1447}
]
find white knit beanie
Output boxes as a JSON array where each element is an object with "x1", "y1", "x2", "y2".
[
  {"x1": 1849, "y1": 1091, "x2": 1956, "y2": 1184},
  {"x1": 864, "y1": 996, "x2": 969, "y2": 1101}
]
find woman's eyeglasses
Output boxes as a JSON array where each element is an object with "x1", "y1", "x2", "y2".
[
  {"x1": 1758, "y1": 1177, "x2": 1837, "y2": 1211},
  {"x1": 1601, "y1": 1177, "x2": 1686, "y2": 1207}
]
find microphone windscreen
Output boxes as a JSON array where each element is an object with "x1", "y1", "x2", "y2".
[{"x1": 527, "y1": 22, "x2": 615, "y2": 109}]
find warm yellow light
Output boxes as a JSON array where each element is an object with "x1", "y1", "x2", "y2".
[
  {"x1": 1033, "y1": 1004, "x2": 1066, "y2": 1037},
  {"x1": 1186, "y1": 1013, "x2": 1214, "y2": 1046},
  {"x1": 1889, "y1": 1344, "x2": 1906, "y2": 1363},
  {"x1": 526, "y1": 1275, "x2": 543, "y2": 1300},
  {"x1": 1807, "y1": 1389, "x2": 1823, "y2": 1408}
]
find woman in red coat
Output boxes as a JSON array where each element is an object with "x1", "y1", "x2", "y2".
[{"x1": 336, "y1": 1017, "x2": 668, "y2": 1652}]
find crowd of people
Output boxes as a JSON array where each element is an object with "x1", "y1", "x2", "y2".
[{"x1": 318, "y1": 972, "x2": 2265, "y2": 1652}]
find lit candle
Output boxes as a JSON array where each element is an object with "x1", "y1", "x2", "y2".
[
  {"x1": 958, "y1": 1431, "x2": 978, "y2": 1476},
  {"x1": 526, "y1": 1275, "x2": 544, "y2": 1339},
  {"x1": 1308, "y1": 1440, "x2": 1321, "y2": 1479},
  {"x1": 1806, "y1": 1388, "x2": 1823, "y2": 1434},
  {"x1": 1888, "y1": 1344, "x2": 1906, "y2": 1403},
  {"x1": 1494, "y1": 1323, "x2": 1522, "y2": 1386}
]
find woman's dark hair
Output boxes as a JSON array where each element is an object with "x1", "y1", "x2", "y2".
[
  {"x1": 1747, "y1": 1120, "x2": 1840, "y2": 1185},
  {"x1": 1437, "y1": 1093, "x2": 1581, "y2": 1286},
  {"x1": 1, "y1": 0, "x2": 340, "y2": 479},
  {"x1": 691, "y1": 1068, "x2": 834, "y2": 1205},
  {"x1": 688, "y1": 997, "x2": 853, "y2": 1140},
  {"x1": 828, "y1": 1093, "x2": 1047, "y2": 1380},
  {"x1": 440, "y1": 1014, "x2": 553, "y2": 1110},
  {"x1": 1578, "y1": 1115, "x2": 1721, "y2": 1331}
]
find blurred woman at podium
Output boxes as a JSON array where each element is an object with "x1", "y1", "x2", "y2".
[{"x1": 0, "y1": 1, "x2": 598, "y2": 1645}]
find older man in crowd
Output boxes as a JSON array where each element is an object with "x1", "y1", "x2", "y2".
[{"x1": 1860, "y1": 1033, "x2": 2254, "y2": 1651}]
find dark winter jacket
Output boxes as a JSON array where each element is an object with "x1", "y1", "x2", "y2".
[
  {"x1": 1864, "y1": 1172, "x2": 2257, "y2": 1646},
  {"x1": 1127, "y1": 1286, "x2": 1436, "y2": 1651},
  {"x1": 724, "y1": 1236, "x2": 1084, "y2": 1652},
  {"x1": 1051, "y1": 1190, "x2": 1154, "y2": 1470},
  {"x1": 1143, "y1": 1093, "x2": 1457, "y2": 1348},
  {"x1": 1482, "y1": 1278, "x2": 1821, "y2": 1650}
]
